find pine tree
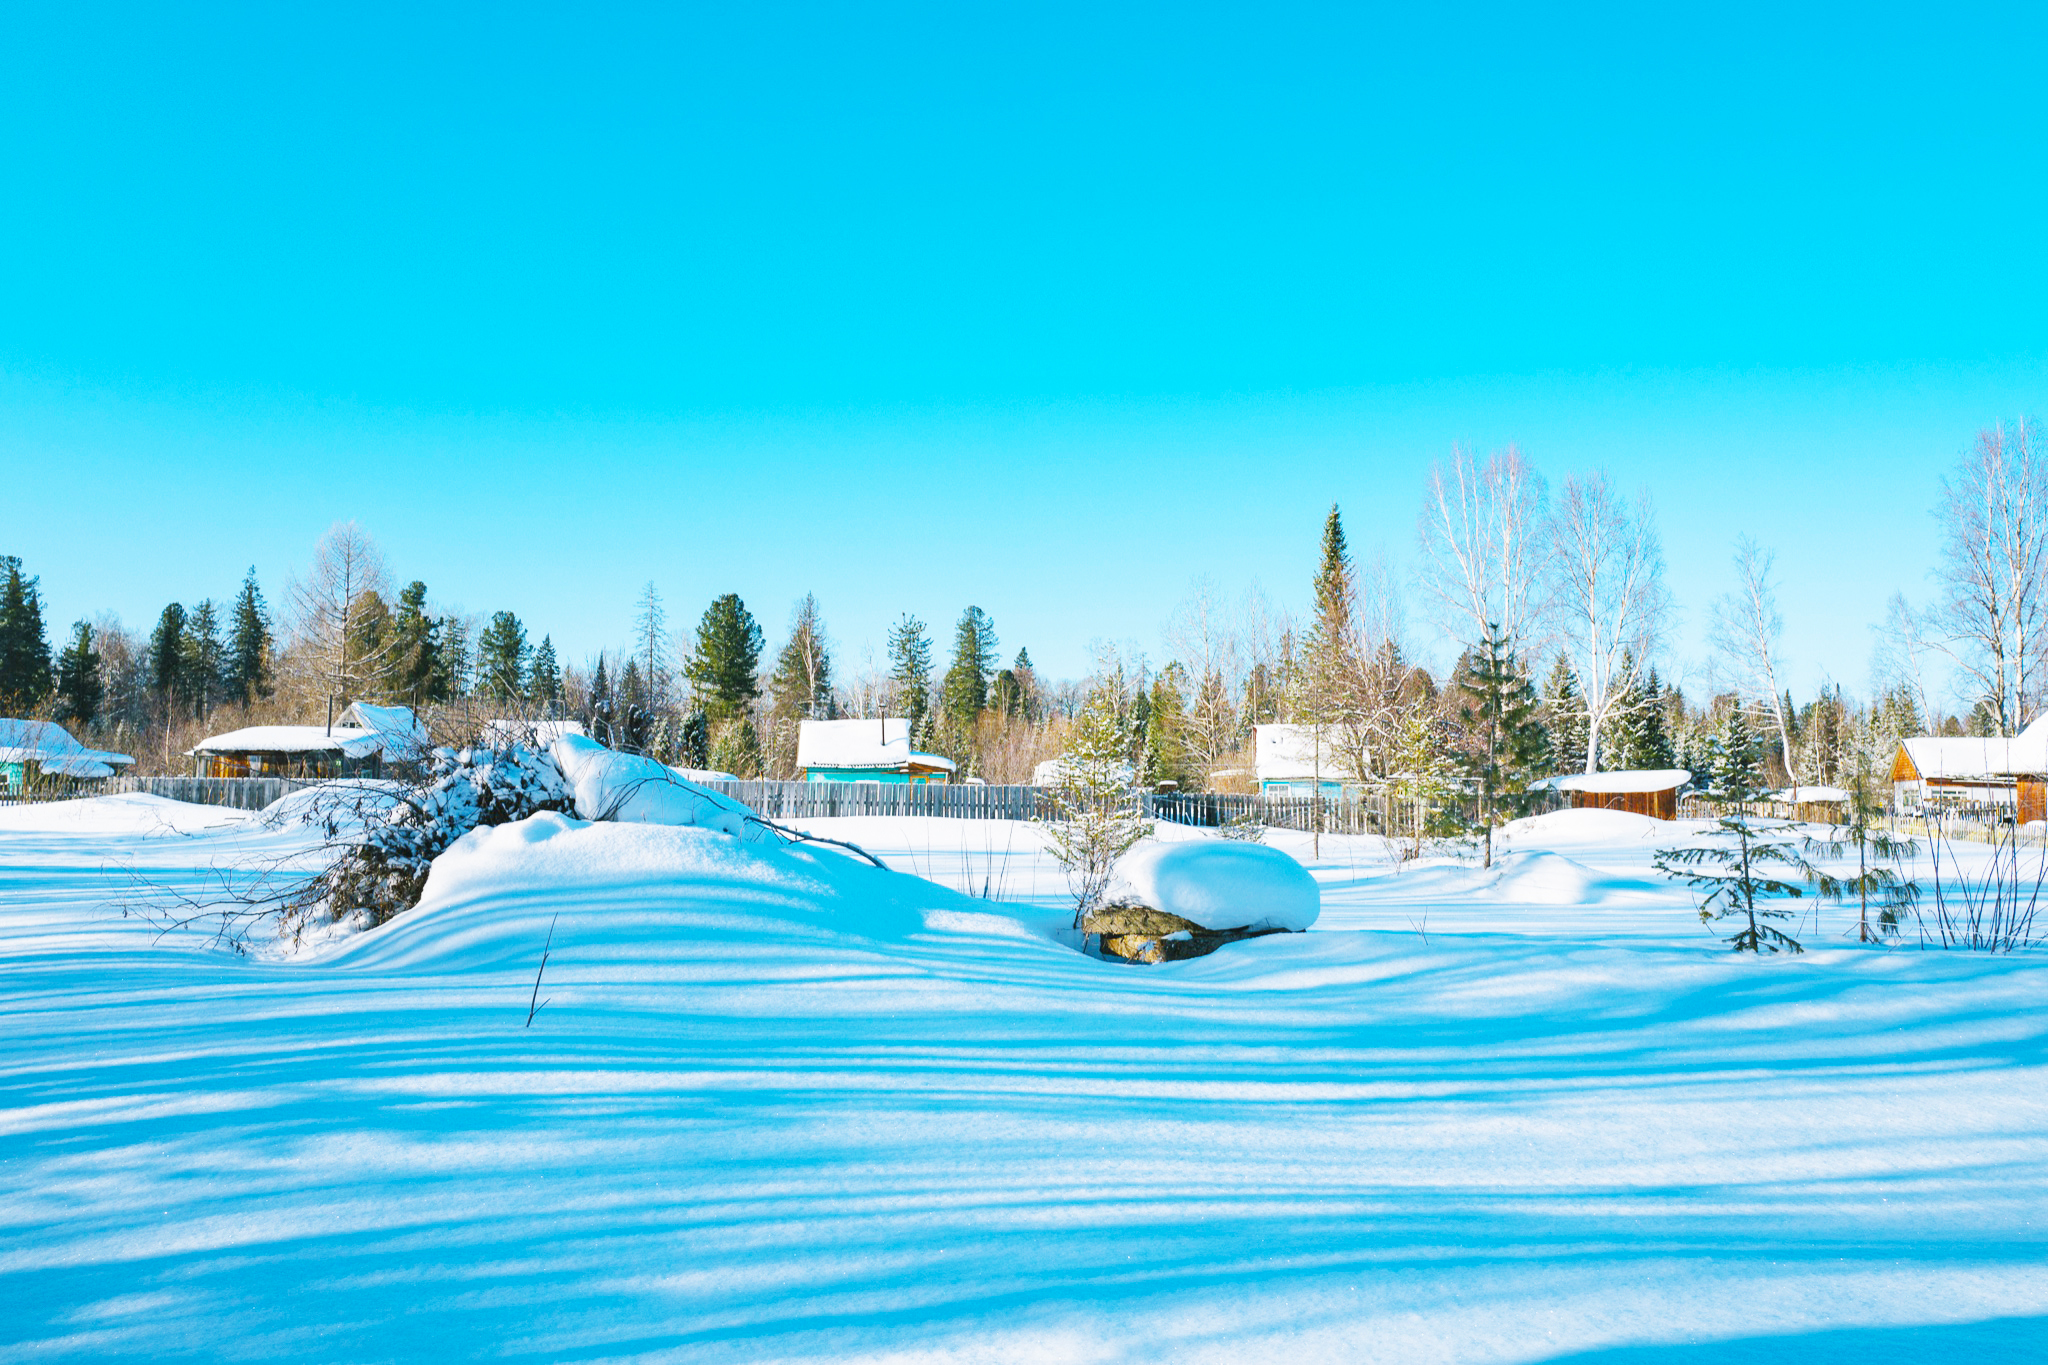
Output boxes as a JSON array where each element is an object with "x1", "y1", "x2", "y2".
[
  {"x1": 147, "y1": 603, "x2": 188, "y2": 710},
  {"x1": 181, "y1": 599, "x2": 225, "y2": 717},
  {"x1": 0, "y1": 556, "x2": 53, "y2": 711},
  {"x1": 1541, "y1": 654, "x2": 1588, "y2": 774},
  {"x1": 224, "y1": 568, "x2": 273, "y2": 707},
  {"x1": 1455, "y1": 624, "x2": 1550, "y2": 867},
  {"x1": 887, "y1": 614, "x2": 934, "y2": 745},
  {"x1": 1656, "y1": 707, "x2": 1814, "y2": 953},
  {"x1": 528, "y1": 636, "x2": 562, "y2": 706},
  {"x1": 939, "y1": 606, "x2": 998, "y2": 746},
  {"x1": 343, "y1": 590, "x2": 394, "y2": 702},
  {"x1": 684, "y1": 594, "x2": 763, "y2": 723},
  {"x1": 476, "y1": 611, "x2": 529, "y2": 701},
  {"x1": 52, "y1": 622, "x2": 103, "y2": 728}
]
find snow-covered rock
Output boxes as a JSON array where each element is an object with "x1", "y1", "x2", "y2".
[
  {"x1": 1115, "y1": 838, "x2": 1320, "y2": 932},
  {"x1": 550, "y1": 733, "x2": 772, "y2": 844}
]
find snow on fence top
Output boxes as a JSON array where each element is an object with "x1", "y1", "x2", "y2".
[
  {"x1": 0, "y1": 718, "x2": 136, "y2": 779},
  {"x1": 1778, "y1": 785, "x2": 1851, "y2": 803},
  {"x1": 796, "y1": 718, "x2": 956, "y2": 773},
  {"x1": 1532, "y1": 769, "x2": 1692, "y2": 794}
]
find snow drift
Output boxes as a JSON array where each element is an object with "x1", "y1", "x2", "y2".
[
  {"x1": 1116, "y1": 838, "x2": 1320, "y2": 932},
  {"x1": 549, "y1": 733, "x2": 771, "y2": 843}
]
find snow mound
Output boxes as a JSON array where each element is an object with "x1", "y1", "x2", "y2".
[
  {"x1": 550, "y1": 733, "x2": 771, "y2": 843},
  {"x1": 333, "y1": 813, "x2": 939, "y2": 972},
  {"x1": 0, "y1": 791, "x2": 250, "y2": 834},
  {"x1": 1501, "y1": 807, "x2": 1672, "y2": 845},
  {"x1": 1490, "y1": 850, "x2": 1602, "y2": 905},
  {"x1": 1116, "y1": 838, "x2": 1320, "y2": 932}
]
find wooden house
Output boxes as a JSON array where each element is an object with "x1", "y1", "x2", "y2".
[
  {"x1": 0, "y1": 719, "x2": 135, "y2": 794},
  {"x1": 1252, "y1": 724, "x2": 1359, "y2": 797},
  {"x1": 1537, "y1": 769, "x2": 1692, "y2": 820},
  {"x1": 189, "y1": 703, "x2": 429, "y2": 779},
  {"x1": 1890, "y1": 722, "x2": 2048, "y2": 822},
  {"x1": 796, "y1": 719, "x2": 955, "y2": 784}
]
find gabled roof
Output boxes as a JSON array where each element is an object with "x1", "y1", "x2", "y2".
[
  {"x1": 1253, "y1": 725, "x2": 1352, "y2": 781},
  {"x1": 189, "y1": 725, "x2": 385, "y2": 758},
  {"x1": 796, "y1": 718, "x2": 956, "y2": 773},
  {"x1": 1532, "y1": 768, "x2": 1691, "y2": 794},
  {"x1": 1898, "y1": 726, "x2": 2048, "y2": 780}
]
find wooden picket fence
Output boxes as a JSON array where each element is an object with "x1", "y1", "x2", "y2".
[{"x1": 695, "y1": 781, "x2": 1045, "y2": 821}]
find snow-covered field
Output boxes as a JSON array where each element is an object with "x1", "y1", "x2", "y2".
[{"x1": 3, "y1": 795, "x2": 2046, "y2": 1362}]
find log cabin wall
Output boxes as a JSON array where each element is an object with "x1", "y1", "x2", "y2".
[{"x1": 1569, "y1": 788, "x2": 1678, "y2": 820}]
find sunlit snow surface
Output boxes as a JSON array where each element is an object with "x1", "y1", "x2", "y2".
[{"x1": 2, "y1": 796, "x2": 2046, "y2": 1362}]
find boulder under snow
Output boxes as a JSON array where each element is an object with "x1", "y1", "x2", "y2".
[{"x1": 1115, "y1": 839, "x2": 1321, "y2": 934}]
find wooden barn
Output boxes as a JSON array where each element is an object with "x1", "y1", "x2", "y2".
[{"x1": 1540, "y1": 769, "x2": 1692, "y2": 821}]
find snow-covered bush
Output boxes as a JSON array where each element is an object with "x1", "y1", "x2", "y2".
[{"x1": 320, "y1": 745, "x2": 576, "y2": 927}]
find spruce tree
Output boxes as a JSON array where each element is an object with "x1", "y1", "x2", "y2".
[
  {"x1": 0, "y1": 556, "x2": 53, "y2": 712},
  {"x1": 1637, "y1": 667, "x2": 1677, "y2": 769},
  {"x1": 887, "y1": 614, "x2": 934, "y2": 744},
  {"x1": 1143, "y1": 664, "x2": 1193, "y2": 789},
  {"x1": 586, "y1": 656, "x2": 613, "y2": 744},
  {"x1": 618, "y1": 659, "x2": 651, "y2": 751},
  {"x1": 147, "y1": 603, "x2": 188, "y2": 711},
  {"x1": 1455, "y1": 624, "x2": 1550, "y2": 868},
  {"x1": 939, "y1": 606, "x2": 998, "y2": 740},
  {"x1": 475, "y1": 612, "x2": 529, "y2": 702},
  {"x1": 769, "y1": 594, "x2": 834, "y2": 722},
  {"x1": 528, "y1": 636, "x2": 562, "y2": 707},
  {"x1": 388, "y1": 581, "x2": 441, "y2": 706},
  {"x1": 684, "y1": 593, "x2": 764, "y2": 723},
  {"x1": 1541, "y1": 654, "x2": 1588, "y2": 774},
  {"x1": 1655, "y1": 707, "x2": 1814, "y2": 953},
  {"x1": 433, "y1": 614, "x2": 472, "y2": 699},
  {"x1": 681, "y1": 706, "x2": 710, "y2": 768},
  {"x1": 224, "y1": 568, "x2": 272, "y2": 707},
  {"x1": 182, "y1": 599, "x2": 225, "y2": 717},
  {"x1": 53, "y1": 622, "x2": 103, "y2": 728},
  {"x1": 1011, "y1": 648, "x2": 1039, "y2": 721}
]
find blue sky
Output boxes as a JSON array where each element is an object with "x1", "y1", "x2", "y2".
[{"x1": 4, "y1": 3, "x2": 2045, "y2": 699}]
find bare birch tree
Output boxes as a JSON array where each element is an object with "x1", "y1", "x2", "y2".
[
  {"x1": 286, "y1": 521, "x2": 392, "y2": 722},
  {"x1": 1547, "y1": 474, "x2": 1668, "y2": 773},
  {"x1": 1418, "y1": 443, "x2": 1548, "y2": 655},
  {"x1": 1709, "y1": 536, "x2": 1796, "y2": 781},
  {"x1": 1928, "y1": 419, "x2": 2048, "y2": 733}
]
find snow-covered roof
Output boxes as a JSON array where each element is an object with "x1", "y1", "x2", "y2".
[
  {"x1": 796, "y1": 719, "x2": 956, "y2": 773},
  {"x1": 1898, "y1": 732, "x2": 2048, "y2": 780},
  {"x1": 1536, "y1": 769, "x2": 1692, "y2": 794},
  {"x1": 480, "y1": 718, "x2": 588, "y2": 749},
  {"x1": 341, "y1": 703, "x2": 430, "y2": 761},
  {"x1": 189, "y1": 725, "x2": 385, "y2": 759},
  {"x1": 1253, "y1": 724, "x2": 1351, "y2": 781},
  {"x1": 1779, "y1": 785, "x2": 1851, "y2": 803},
  {"x1": 0, "y1": 718, "x2": 135, "y2": 772}
]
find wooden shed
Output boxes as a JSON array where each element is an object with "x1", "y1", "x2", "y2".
[
  {"x1": 796, "y1": 718, "x2": 956, "y2": 785},
  {"x1": 1543, "y1": 769, "x2": 1692, "y2": 821}
]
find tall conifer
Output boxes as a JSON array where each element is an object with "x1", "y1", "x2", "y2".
[{"x1": 0, "y1": 556, "x2": 52, "y2": 711}]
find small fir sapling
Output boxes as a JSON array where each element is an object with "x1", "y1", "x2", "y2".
[
  {"x1": 1454, "y1": 623, "x2": 1549, "y2": 868},
  {"x1": 1039, "y1": 664, "x2": 1150, "y2": 928},
  {"x1": 1655, "y1": 707, "x2": 1817, "y2": 953},
  {"x1": 1808, "y1": 751, "x2": 1919, "y2": 942}
]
